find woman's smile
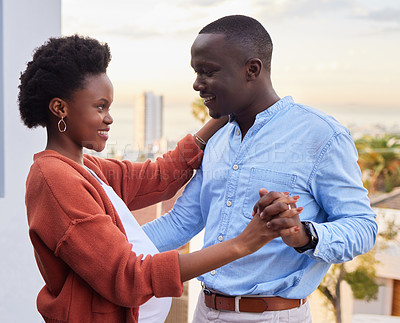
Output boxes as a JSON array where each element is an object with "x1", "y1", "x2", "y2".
[{"x1": 97, "y1": 128, "x2": 110, "y2": 141}]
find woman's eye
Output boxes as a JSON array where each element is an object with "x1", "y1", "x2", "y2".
[{"x1": 97, "y1": 104, "x2": 105, "y2": 110}]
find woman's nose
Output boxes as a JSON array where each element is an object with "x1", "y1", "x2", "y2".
[{"x1": 104, "y1": 112, "x2": 113, "y2": 125}]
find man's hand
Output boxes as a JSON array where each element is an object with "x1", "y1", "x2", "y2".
[{"x1": 253, "y1": 188, "x2": 310, "y2": 248}]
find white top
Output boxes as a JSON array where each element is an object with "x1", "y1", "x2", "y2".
[{"x1": 86, "y1": 167, "x2": 172, "y2": 323}]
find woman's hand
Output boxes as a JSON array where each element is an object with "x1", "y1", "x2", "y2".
[
  {"x1": 178, "y1": 190, "x2": 301, "y2": 282},
  {"x1": 253, "y1": 188, "x2": 310, "y2": 248},
  {"x1": 236, "y1": 190, "x2": 302, "y2": 255}
]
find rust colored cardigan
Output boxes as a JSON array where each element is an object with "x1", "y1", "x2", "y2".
[{"x1": 25, "y1": 134, "x2": 203, "y2": 323}]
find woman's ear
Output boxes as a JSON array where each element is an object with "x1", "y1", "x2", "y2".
[
  {"x1": 246, "y1": 58, "x2": 262, "y2": 80},
  {"x1": 49, "y1": 98, "x2": 66, "y2": 118}
]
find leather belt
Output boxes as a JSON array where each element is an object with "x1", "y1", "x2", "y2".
[{"x1": 204, "y1": 289, "x2": 306, "y2": 313}]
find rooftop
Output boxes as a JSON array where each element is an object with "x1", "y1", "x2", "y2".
[{"x1": 371, "y1": 187, "x2": 400, "y2": 210}]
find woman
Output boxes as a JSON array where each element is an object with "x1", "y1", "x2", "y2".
[{"x1": 18, "y1": 35, "x2": 300, "y2": 323}]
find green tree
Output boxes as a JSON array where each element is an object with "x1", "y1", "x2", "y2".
[
  {"x1": 317, "y1": 134, "x2": 400, "y2": 322},
  {"x1": 355, "y1": 134, "x2": 400, "y2": 194},
  {"x1": 317, "y1": 214, "x2": 399, "y2": 323},
  {"x1": 191, "y1": 98, "x2": 210, "y2": 124},
  {"x1": 318, "y1": 255, "x2": 378, "y2": 323}
]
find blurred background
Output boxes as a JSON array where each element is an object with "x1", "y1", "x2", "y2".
[{"x1": 1, "y1": 0, "x2": 399, "y2": 322}]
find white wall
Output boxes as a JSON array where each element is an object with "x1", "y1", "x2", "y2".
[
  {"x1": 0, "y1": 0, "x2": 4, "y2": 198},
  {"x1": 188, "y1": 229, "x2": 205, "y2": 322},
  {"x1": 0, "y1": 0, "x2": 60, "y2": 321},
  {"x1": 353, "y1": 278, "x2": 393, "y2": 316}
]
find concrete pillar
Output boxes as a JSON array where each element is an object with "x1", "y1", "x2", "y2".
[{"x1": 0, "y1": 1, "x2": 60, "y2": 321}]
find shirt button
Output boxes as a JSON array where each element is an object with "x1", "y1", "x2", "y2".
[
  {"x1": 226, "y1": 200, "x2": 232, "y2": 207},
  {"x1": 236, "y1": 130, "x2": 240, "y2": 136},
  {"x1": 218, "y1": 235, "x2": 223, "y2": 241},
  {"x1": 211, "y1": 270, "x2": 216, "y2": 275},
  {"x1": 315, "y1": 248, "x2": 319, "y2": 255},
  {"x1": 233, "y1": 165, "x2": 239, "y2": 170}
]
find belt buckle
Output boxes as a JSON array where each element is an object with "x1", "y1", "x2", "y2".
[
  {"x1": 234, "y1": 295, "x2": 242, "y2": 313},
  {"x1": 202, "y1": 283, "x2": 212, "y2": 296}
]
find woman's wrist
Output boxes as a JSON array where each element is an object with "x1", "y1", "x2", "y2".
[
  {"x1": 230, "y1": 236, "x2": 251, "y2": 258},
  {"x1": 193, "y1": 133, "x2": 207, "y2": 150},
  {"x1": 194, "y1": 116, "x2": 229, "y2": 150}
]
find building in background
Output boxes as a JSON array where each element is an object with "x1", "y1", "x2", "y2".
[
  {"x1": 0, "y1": 0, "x2": 61, "y2": 321},
  {"x1": 352, "y1": 188, "x2": 400, "y2": 319},
  {"x1": 308, "y1": 188, "x2": 400, "y2": 323},
  {"x1": 134, "y1": 91, "x2": 164, "y2": 152}
]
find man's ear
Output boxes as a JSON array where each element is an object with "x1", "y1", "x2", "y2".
[
  {"x1": 246, "y1": 58, "x2": 262, "y2": 80},
  {"x1": 49, "y1": 98, "x2": 67, "y2": 118}
]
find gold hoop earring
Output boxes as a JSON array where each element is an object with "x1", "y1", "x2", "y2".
[{"x1": 58, "y1": 117, "x2": 67, "y2": 133}]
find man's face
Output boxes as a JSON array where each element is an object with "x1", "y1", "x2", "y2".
[{"x1": 190, "y1": 33, "x2": 250, "y2": 119}]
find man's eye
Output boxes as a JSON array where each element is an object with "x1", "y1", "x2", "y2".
[{"x1": 195, "y1": 70, "x2": 214, "y2": 76}]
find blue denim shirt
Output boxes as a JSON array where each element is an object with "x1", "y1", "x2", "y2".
[{"x1": 143, "y1": 96, "x2": 377, "y2": 299}]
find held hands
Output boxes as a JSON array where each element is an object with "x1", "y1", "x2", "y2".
[
  {"x1": 178, "y1": 188, "x2": 309, "y2": 282},
  {"x1": 252, "y1": 188, "x2": 310, "y2": 248},
  {"x1": 236, "y1": 190, "x2": 302, "y2": 255}
]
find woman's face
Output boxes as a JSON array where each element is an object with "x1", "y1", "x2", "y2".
[{"x1": 64, "y1": 73, "x2": 114, "y2": 152}]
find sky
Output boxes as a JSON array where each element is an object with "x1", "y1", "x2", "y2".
[{"x1": 61, "y1": 0, "x2": 400, "y2": 140}]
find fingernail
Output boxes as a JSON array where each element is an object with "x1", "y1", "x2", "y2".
[
  {"x1": 266, "y1": 222, "x2": 271, "y2": 228},
  {"x1": 252, "y1": 210, "x2": 255, "y2": 216},
  {"x1": 283, "y1": 192, "x2": 289, "y2": 196},
  {"x1": 297, "y1": 207, "x2": 303, "y2": 212},
  {"x1": 294, "y1": 226, "x2": 300, "y2": 232}
]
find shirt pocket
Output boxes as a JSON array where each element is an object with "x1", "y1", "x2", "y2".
[{"x1": 242, "y1": 168, "x2": 297, "y2": 219}]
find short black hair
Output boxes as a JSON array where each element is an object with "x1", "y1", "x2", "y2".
[
  {"x1": 199, "y1": 15, "x2": 273, "y2": 72},
  {"x1": 18, "y1": 35, "x2": 111, "y2": 128}
]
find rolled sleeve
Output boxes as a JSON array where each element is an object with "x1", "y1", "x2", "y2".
[
  {"x1": 176, "y1": 134, "x2": 204, "y2": 169},
  {"x1": 308, "y1": 133, "x2": 377, "y2": 263},
  {"x1": 150, "y1": 251, "x2": 183, "y2": 298}
]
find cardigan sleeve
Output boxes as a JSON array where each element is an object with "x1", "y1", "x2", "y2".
[
  {"x1": 55, "y1": 215, "x2": 183, "y2": 306},
  {"x1": 85, "y1": 134, "x2": 203, "y2": 210},
  {"x1": 26, "y1": 158, "x2": 183, "y2": 307}
]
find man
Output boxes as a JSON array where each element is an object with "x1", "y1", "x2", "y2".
[{"x1": 143, "y1": 15, "x2": 377, "y2": 322}]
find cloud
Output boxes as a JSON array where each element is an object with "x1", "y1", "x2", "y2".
[
  {"x1": 364, "y1": 7, "x2": 400, "y2": 23},
  {"x1": 62, "y1": 0, "x2": 400, "y2": 41},
  {"x1": 175, "y1": 0, "x2": 224, "y2": 7},
  {"x1": 352, "y1": 6, "x2": 400, "y2": 34},
  {"x1": 63, "y1": 0, "x2": 269, "y2": 40},
  {"x1": 253, "y1": 0, "x2": 400, "y2": 27},
  {"x1": 62, "y1": 1, "x2": 205, "y2": 40},
  {"x1": 254, "y1": 0, "x2": 358, "y2": 21}
]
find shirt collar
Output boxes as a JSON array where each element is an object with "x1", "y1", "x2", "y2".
[
  {"x1": 228, "y1": 96, "x2": 294, "y2": 123},
  {"x1": 255, "y1": 96, "x2": 294, "y2": 120}
]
